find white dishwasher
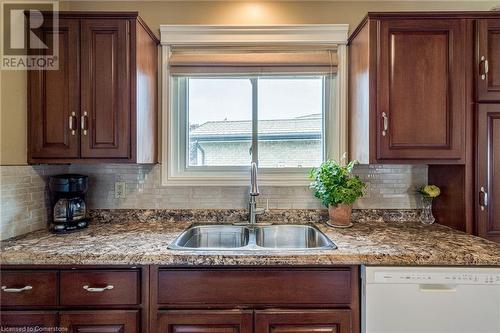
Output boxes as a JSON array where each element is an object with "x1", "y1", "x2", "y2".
[{"x1": 362, "y1": 266, "x2": 500, "y2": 333}]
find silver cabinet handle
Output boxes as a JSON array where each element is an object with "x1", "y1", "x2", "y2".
[
  {"x1": 480, "y1": 186, "x2": 488, "y2": 211},
  {"x1": 81, "y1": 111, "x2": 88, "y2": 136},
  {"x1": 1, "y1": 285, "x2": 33, "y2": 293},
  {"x1": 480, "y1": 56, "x2": 489, "y2": 80},
  {"x1": 83, "y1": 285, "x2": 114, "y2": 292},
  {"x1": 382, "y1": 112, "x2": 389, "y2": 136},
  {"x1": 69, "y1": 112, "x2": 77, "y2": 136}
]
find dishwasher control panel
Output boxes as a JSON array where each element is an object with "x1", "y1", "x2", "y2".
[{"x1": 373, "y1": 271, "x2": 500, "y2": 285}]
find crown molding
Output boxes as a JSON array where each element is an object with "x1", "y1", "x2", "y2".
[{"x1": 160, "y1": 24, "x2": 349, "y2": 45}]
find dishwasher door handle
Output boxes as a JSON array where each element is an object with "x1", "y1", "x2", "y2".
[{"x1": 419, "y1": 284, "x2": 457, "y2": 293}]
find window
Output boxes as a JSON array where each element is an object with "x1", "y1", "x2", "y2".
[
  {"x1": 161, "y1": 25, "x2": 349, "y2": 186},
  {"x1": 185, "y1": 76, "x2": 326, "y2": 169}
]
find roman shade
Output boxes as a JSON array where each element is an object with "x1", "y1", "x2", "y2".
[{"x1": 168, "y1": 46, "x2": 338, "y2": 75}]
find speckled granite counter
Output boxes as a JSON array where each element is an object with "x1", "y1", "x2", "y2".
[{"x1": 2, "y1": 215, "x2": 499, "y2": 266}]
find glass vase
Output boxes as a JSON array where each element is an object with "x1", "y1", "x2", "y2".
[{"x1": 419, "y1": 196, "x2": 435, "y2": 225}]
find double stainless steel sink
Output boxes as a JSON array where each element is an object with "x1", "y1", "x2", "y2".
[{"x1": 168, "y1": 224, "x2": 336, "y2": 251}]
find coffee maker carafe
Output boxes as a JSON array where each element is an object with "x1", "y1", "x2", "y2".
[{"x1": 49, "y1": 174, "x2": 89, "y2": 233}]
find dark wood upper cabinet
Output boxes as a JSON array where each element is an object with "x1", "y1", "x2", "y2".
[
  {"x1": 254, "y1": 310, "x2": 352, "y2": 333},
  {"x1": 477, "y1": 104, "x2": 500, "y2": 242},
  {"x1": 157, "y1": 310, "x2": 253, "y2": 333},
  {"x1": 28, "y1": 12, "x2": 158, "y2": 164},
  {"x1": 477, "y1": 19, "x2": 500, "y2": 101},
  {"x1": 28, "y1": 18, "x2": 80, "y2": 159},
  {"x1": 349, "y1": 15, "x2": 467, "y2": 163},
  {"x1": 80, "y1": 19, "x2": 130, "y2": 159}
]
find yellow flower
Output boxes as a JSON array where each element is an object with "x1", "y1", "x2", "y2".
[{"x1": 421, "y1": 185, "x2": 441, "y2": 198}]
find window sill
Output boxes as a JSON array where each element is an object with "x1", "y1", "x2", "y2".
[{"x1": 161, "y1": 168, "x2": 313, "y2": 187}]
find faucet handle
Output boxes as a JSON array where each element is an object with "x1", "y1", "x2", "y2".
[{"x1": 255, "y1": 199, "x2": 269, "y2": 215}]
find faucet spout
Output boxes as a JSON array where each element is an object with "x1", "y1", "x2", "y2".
[
  {"x1": 249, "y1": 162, "x2": 263, "y2": 225},
  {"x1": 250, "y1": 162, "x2": 259, "y2": 196}
]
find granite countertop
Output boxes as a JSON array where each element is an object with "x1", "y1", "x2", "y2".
[{"x1": 2, "y1": 217, "x2": 500, "y2": 266}]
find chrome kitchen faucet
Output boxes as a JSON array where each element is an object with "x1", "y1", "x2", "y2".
[{"x1": 249, "y1": 162, "x2": 265, "y2": 224}]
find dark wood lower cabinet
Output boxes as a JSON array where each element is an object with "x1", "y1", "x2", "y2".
[
  {"x1": 254, "y1": 310, "x2": 352, "y2": 333},
  {"x1": 154, "y1": 267, "x2": 360, "y2": 333},
  {"x1": 60, "y1": 311, "x2": 139, "y2": 333},
  {"x1": 0, "y1": 311, "x2": 139, "y2": 333},
  {"x1": 157, "y1": 310, "x2": 253, "y2": 333},
  {"x1": 477, "y1": 104, "x2": 500, "y2": 242},
  {"x1": 0, "y1": 266, "x2": 359, "y2": 333},
  {"x1": 157, "y1": 309, "x2": 351, "y2": 333},
  {"x1": 0, "y1": 311, "x2": 57, "y2": 330}
]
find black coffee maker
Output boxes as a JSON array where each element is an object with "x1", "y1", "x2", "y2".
[{"x1": 49, "y1": 174, "x2": 90, "y2": 233}]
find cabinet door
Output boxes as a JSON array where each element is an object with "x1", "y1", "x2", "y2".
[
  {"x1": 59, "y1": 310, "x2": 138, "y2": 333},
  {"x1": 1, "y1": 311, "x2": 57, "y2": 330},
  {"x1": 477, "y1": 104, "x2": 500, "y2": 242},
  {"x1": 158, "y1": 310, "x2": 253, "y2": 333},
  {"x1": 477, "y1": 19, "x2": 500, "y2": 101},
  {"x1": 255, "y1": 310, "x2": 351, "y2": 333},
  {"x1": 377, "y1": 19, "x2": 465, "y2": 161},
  {"x1": 80, "y1": 19, "x2": 130, "y2": 159},
  {"x1": 28, "y1": 18, "x2": 80, "y2": 160}
]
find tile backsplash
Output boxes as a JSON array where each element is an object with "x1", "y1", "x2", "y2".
[
  {"x1": 0, "y1": 164, "x2": 68, "y2": 240},
  {"x1": 69, "y1": 164, "x2": 427, "y2": 210},
  {"x1": 1, "y1": 163, "x2": 427, "y2": 240}
]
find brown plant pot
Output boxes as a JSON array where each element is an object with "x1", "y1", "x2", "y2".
[{"x1": 327, "y1": 204, "x2": 353, "y2": 228}]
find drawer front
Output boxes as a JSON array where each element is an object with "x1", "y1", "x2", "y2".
[
  {"x1": 254, "y1": 309, "x2": 352, "y2": 333},
  {"x1": 60, "y1": 270, "x2": 139, "y2": 306},
  {"x1": 1, "y1": 271, "x2": 58, "y2": 307},
  {"x1": 157, "y1": 310, "x2": 253, "y2": 333},
  {"x1": 0, "y1": 311, "x2": 58, "y2": 329},
  {"x1": 158, "y1": 269, "x2": 353, "y2": 306},
  {"x1": 59, "y1": 310, "x2": 139, "y2": 333}
]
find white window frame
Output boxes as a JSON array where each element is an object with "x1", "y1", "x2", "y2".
[{"x1": 160, "y1": 24, "x2": 349, "y2": 186}]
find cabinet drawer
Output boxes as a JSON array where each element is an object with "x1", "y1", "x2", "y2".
[
  {"x1": 1, "y1": 271, "x2": 58, "y2": 307},
  {"x1": 158, "y1": 268, "x2": 353, "y2": 306},
  {"x1": 255, "y1": 309, "x2": 352, "y2": 333},
  {"x1": 60, "y1": 270, "x2": 139, "y2": 306},
  {"x1": 158, "y1": 310, "x2": 253, "y2": 333},
  {"x1": 59, "y1": 310, "x2": 139, "y2": 333},
  {"x1": 0, "y1": 311, "x2": 58, "y2": 329}
]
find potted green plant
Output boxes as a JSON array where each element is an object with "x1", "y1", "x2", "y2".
[{"x1": 309, "y1": 159, "x2": 366, "y2": 227}]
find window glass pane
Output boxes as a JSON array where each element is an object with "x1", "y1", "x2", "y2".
[
  {"x1": 188, "y1": 78, "x2": 252, "y2": 167},
  {"x1": 257, "y1": 76, "x2": 324, "y2": 168}
]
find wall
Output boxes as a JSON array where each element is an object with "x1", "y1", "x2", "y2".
[{"x1": 1, "y1": 0, "x2": 498, "y2": 165}]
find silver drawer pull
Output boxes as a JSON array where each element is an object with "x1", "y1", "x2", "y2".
[
  {"x1": 1, "y1": 285, "x2": 33, "y2": 293},
  {"x1": 83, "y1": 285, "x2": 114, "y2": 292}
]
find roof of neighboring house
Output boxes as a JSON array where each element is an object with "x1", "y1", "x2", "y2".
[{"x1": 190, "y1": 114, "x2": 322, "y2": 141}]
